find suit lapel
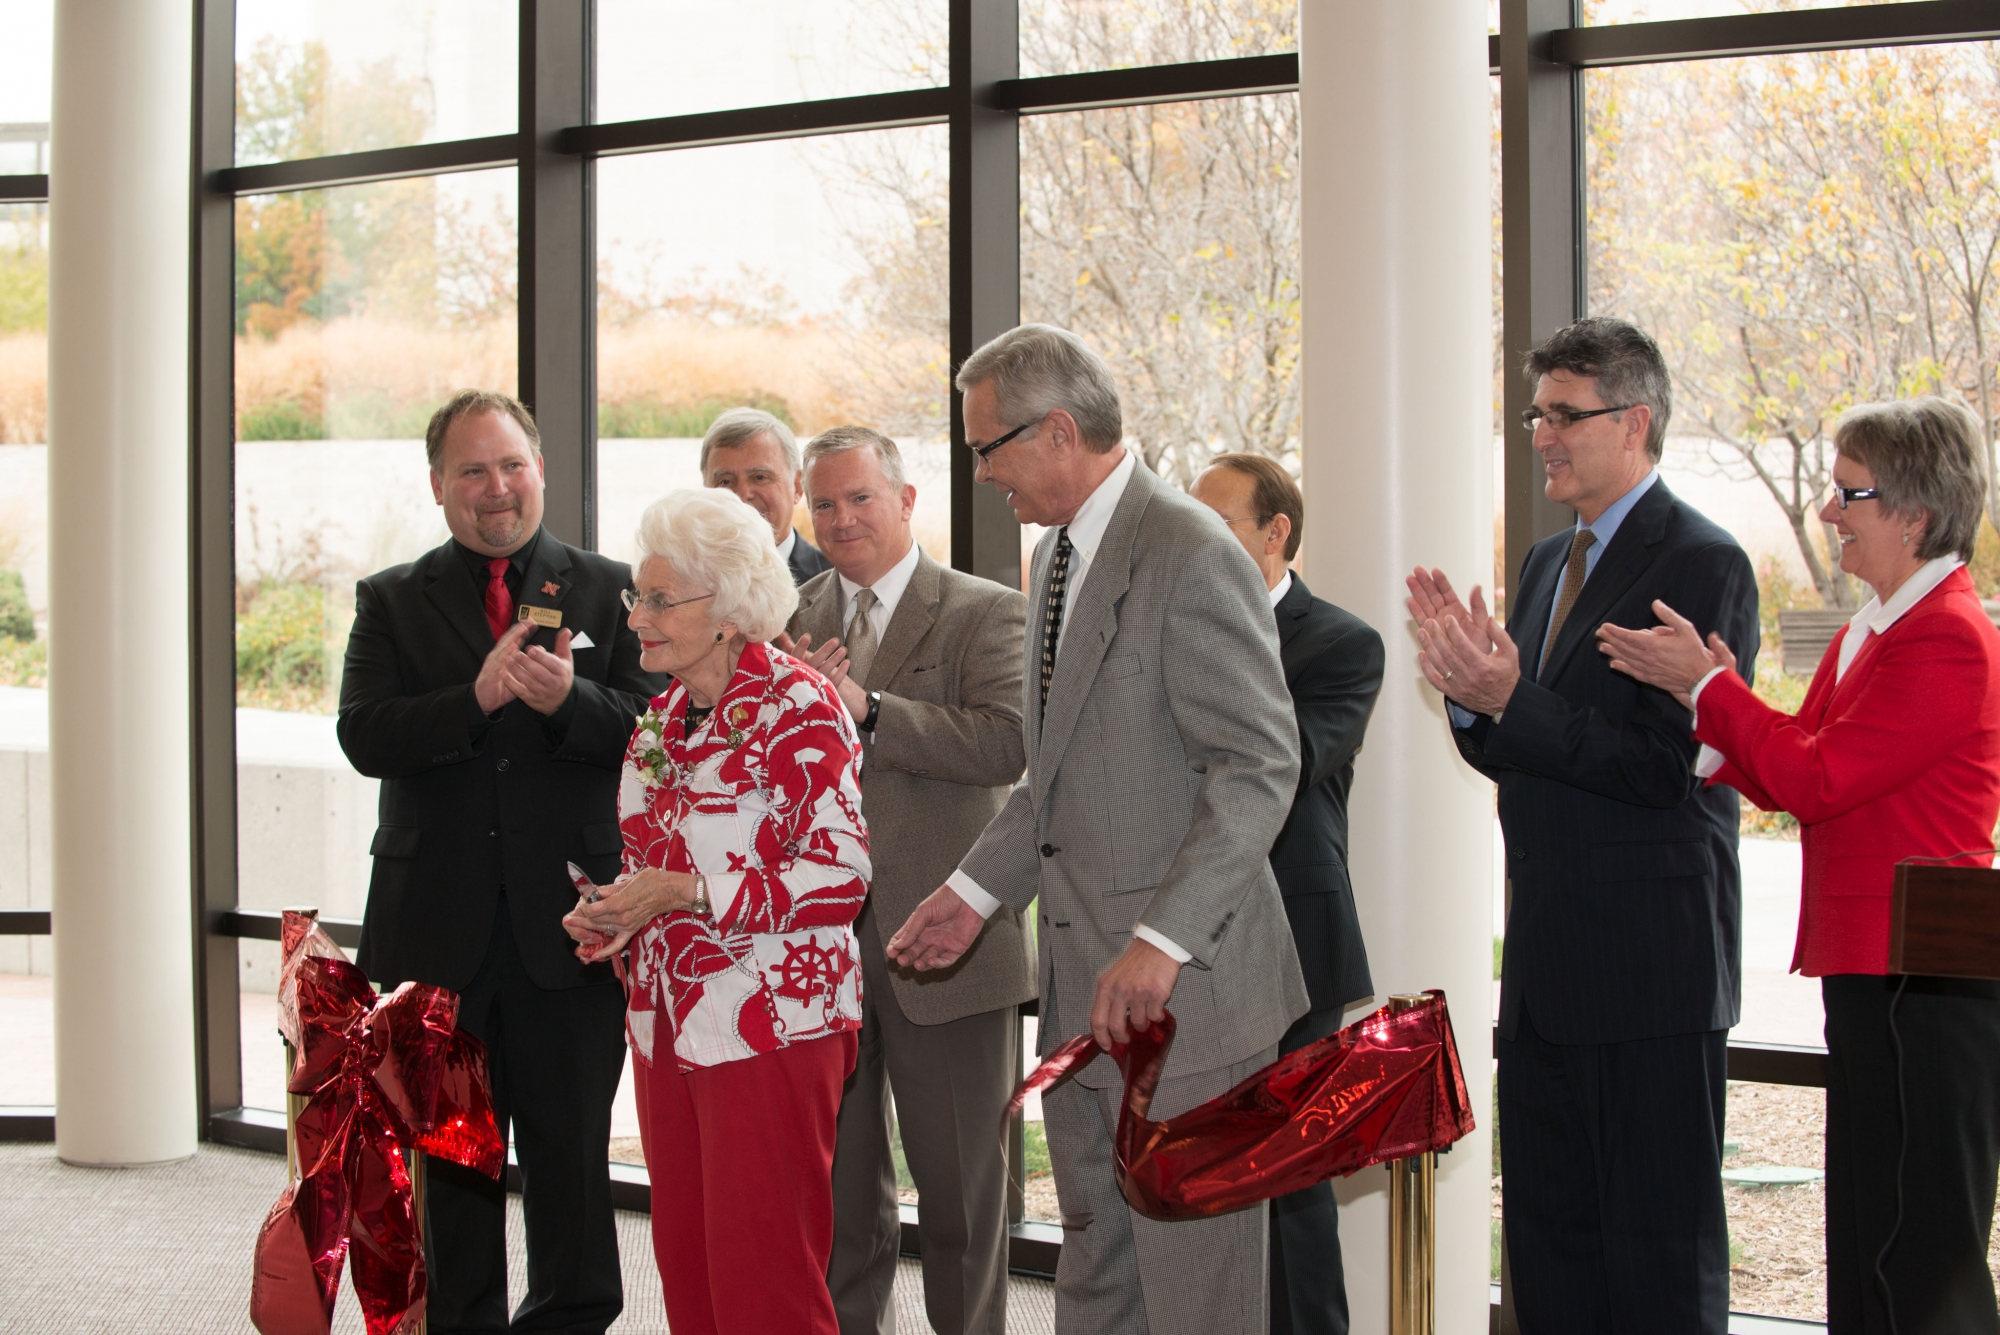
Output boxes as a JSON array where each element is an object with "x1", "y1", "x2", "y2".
[
  {"x1": 1034, "y1": 467, "x2": 1149, "y2": 793},
  {"x1": 868, "y1": 551, "x2": 939, "y2": 689},
  {"x1": 791, "y1": 571, "x2": 844, "y2": 655},
  {"x1": 517, "y1": 533, "x2": 575, "y2": 629},
  {"x1": 1510, "y1": 543, "x2": 1562, "y2": 680},
  {"x1": 1539, "y1": 479, "x2": 1674, "y2": 685},
  {"x1": 1276, "y1": 573, "x2": 1311, "y2": 649},
  {"x1": 422, "y1": 543, "x2": 503, "y2": 660},
  {"x1": 1021, "y1": 530, "x2": 1057, "y2": 763}
]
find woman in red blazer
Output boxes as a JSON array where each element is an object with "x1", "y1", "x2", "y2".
[{"x1": 1598, "y1": 397, "x2": 2000, "y2": 1335}]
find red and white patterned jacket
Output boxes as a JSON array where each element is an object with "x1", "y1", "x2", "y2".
[{"x1": 617, "y1": 641, "x2": 868, "y2": 1071}]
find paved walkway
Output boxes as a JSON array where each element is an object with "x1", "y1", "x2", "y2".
[{"x1": 0, "y1": 1142, "x2": 1057, "y2": 1334}]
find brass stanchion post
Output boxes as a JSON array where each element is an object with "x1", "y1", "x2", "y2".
[{"x1": 1386, "y1": 995, "x2": 1437, "y2": 1335}]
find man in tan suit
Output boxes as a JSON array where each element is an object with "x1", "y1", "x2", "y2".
[{"x1": 779, "y1": 425, "x2": 1033, "y2": 1335}]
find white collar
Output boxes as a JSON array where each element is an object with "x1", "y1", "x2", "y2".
[
  {"x1": 1837, "y1": 555, "x2": 1963, "y2": 682},
  {"x1": 837, "y1": 540, "x2": 922, "y2": 624},
  {"x1": 1063, "y1": 449, "x2": 1137, "y2": 562},
  {"x1": 1851, "y1": 556, "x2": 1963, "y2": 639},
  {"x1": 1268, "y1": 569, "x2": 1293, "y2": 608},
  {"x1": 774, "y1": 527, "x2": 798, "y2": 561}
]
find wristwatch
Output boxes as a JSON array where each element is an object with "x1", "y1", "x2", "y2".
[
  {"x1": 860, "y1": 690, "x2": 883, "y2": 734},
  {"x1": 689, "y1": 873, "x2": 710, "y2": 917}
]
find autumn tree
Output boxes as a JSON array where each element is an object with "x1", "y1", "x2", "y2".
[{"x1": 1588, "y1": 43, "x2": 2000, "y2": 609}]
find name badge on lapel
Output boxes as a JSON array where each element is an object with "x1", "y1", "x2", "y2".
[{"x1": 518, "y1": 605, "x2": 562, "y2": 629}]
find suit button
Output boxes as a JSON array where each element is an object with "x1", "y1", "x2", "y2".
[
  {"x1": 1040, "y1": 843, "x2": 1056, "y2": 858},
  {"x1": 488, "y1": 829, "x2": 498, "y2": 838},
  {"x1": 497, "y1": 758, "x2": 510, "y2": 772}
]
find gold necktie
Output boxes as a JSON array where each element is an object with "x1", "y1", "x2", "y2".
[
  {"x1": 845, "y1": 587, "x2": 879, "y2": 687},
  {"x1": 1540, "y1": 529, "x2": 1597, "y2": 680}
]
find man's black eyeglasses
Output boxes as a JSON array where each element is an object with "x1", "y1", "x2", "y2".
[
  {"x1": 967, "y1": 421, "x2": 1036, "y2": 461},
  {"x1": 1520, "y1": 404, "x2": 1634, "y2": 432},
  {"x1": 1834, "y1": 486, "x2": 1882, "y2": 508}
]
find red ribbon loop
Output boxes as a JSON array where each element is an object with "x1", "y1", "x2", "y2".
[
  {"x1": 1005, "y1": 990, "x2": 1475, "y2": 1221},
  {"x1": 252, "y1": 915, "x2": 506, "y2": 1335}
]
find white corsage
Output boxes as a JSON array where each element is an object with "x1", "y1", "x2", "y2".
[{"x1": 633, "y1": 707, "x2": 671, "y2": 788}]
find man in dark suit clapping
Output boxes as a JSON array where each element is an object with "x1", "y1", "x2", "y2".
[
  {"x1": 1193, "y1": 453, "x2": 1383, "y2": 1335},
  {"x1": 338, "y1": 391, "x2": 663, "y2": 1334},
  {"x1": 1408, "y1": 319, "x2": 1759, "y2": 1335}
]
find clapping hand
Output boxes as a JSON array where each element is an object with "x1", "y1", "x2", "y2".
[
  {"x1": 1596, "y1": 599, "x2": 1736, "y2": 708},
  {"x1": 1405, "y1": 567, "x2": 1521, "y2": 715},
  {"x1": 772, "y1": 631, "x2": 867, "y2": 718},
  {"x1": 504, "y1": 628, "x2": 576, "y2": 715},
  {"x1": 474, "y1": 621, "x2": 533, "y2": 713}
]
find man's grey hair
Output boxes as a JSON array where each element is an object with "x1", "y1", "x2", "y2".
[
  {"x1": 955, "y1": 323, "x2": 1123, "y2": 454},
  {"x1": 699, "y1": 407, "x2": 800, "y2": 479},
  {"x1": 1835, "y1": 397, "x2": 1989, "y2": 564},
  {"x1": 803, "y1": 425, "x2": 908, "y2": 491},
  {"x1": 1524, "y1": 317, "x2": 1674, "y2": 462}
]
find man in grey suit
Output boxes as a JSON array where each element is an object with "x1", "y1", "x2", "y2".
[
  {"x1": 889, "y1": 325, "x2": 1308, "y2": 1333},
  {"x1": 779, "y1": 425, "x2": 1034, "y2": 1335}
]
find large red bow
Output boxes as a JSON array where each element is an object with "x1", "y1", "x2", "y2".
[
  {"x1": 250, "y1": 916, "x2": 505, "y2": 1335},
  {"x1": 1008, "y1": 990, "x2": 1474, "y2": 1220}
]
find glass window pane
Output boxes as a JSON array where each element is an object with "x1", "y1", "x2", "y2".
[
  {"x1": 594, "y1": 128, "x2": 951, "y2": 571},
  {"x1": 1018, "y1": 93, "x2": 1300, "y2": 573},
  {"x1": 595, "y1": 1, "x2": 946, "y2": 124},
  {"x1": 1021, "y1": 0, "x2": 1297, "y2": 79},
  {"x1": 234, "y1": 0, "x2": 518, "y2": 165},
  {"x1": 233, "y1": 168, "x2": 516, "y2": 1108},
  {"x1": 1588, "y1": 0, "x2": 1926, "y2": 22},
  {"x1": 0, "y1": 0, "x2": 51, "y2": 1112},
  {"x1": 1724, "y1": 1081, "x2": 1828, "y2": 1321},
  {"x1": 1587, "y1": 38, "x2": 2000, "y2": 1310}
]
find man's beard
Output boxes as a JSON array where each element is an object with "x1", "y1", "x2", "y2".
[{"x1": 475, "y1": 502, "x2": 526, "y2": 549}]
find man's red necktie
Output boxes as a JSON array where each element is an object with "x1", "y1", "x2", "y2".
[{"x1": 483, "y1": 557, "x2": 514, "y2": 642}]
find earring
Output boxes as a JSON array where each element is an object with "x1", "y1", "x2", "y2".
[
  {"x1": 1902, "y1": 532, "x2": 1911, "y2": 545},
  {"x1": 715, "y1": 631, "x2": 724, "y2": 643}
]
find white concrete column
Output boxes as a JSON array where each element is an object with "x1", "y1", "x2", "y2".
[
  {"x1": 1298, "y1": 2, "x2": 1495, "y2": 1331},
  {"x1": 47, "y1": 0, "x2": 198, "y2": 1165}
]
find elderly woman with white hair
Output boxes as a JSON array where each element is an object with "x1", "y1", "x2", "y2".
[{"x1": 564, "y1": 486, "x2": 867, "y2": 1335}]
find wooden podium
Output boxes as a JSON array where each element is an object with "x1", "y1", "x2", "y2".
[{"x1": 1889, "y1": 863, "x2": 2000, "y2": 979}]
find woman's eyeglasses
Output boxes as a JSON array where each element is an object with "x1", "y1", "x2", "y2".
[
  {"x1": 621, "y1": 589, "x2": 716, "y2": 616},
  {"x1": 1833, "y1": 486, "x2": 1882, "y2": 509}
]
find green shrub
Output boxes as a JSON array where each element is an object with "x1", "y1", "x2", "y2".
[
  {"x1": 598, "y1": 396, "x2": 793, "y2": 439},
  {"x1": 0, "y1": 633, "x2": 44, "y2": 688},
  {"x1": 236, "y1": 580, "x2": 328, "y2": 709},
  {"x1": 239, "y1": 401, "x2": 322, "y2": 441},
  {"x1": 0, "y1": 569, "x2": 32, "y2": 640}
]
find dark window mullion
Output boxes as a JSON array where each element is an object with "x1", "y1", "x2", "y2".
[
  {"x1": 949, "y1": 0, "x2": 1023, "y2": 588},
  {"x1": 521, "y1": 0, "x2": 595, "y2": 550}
]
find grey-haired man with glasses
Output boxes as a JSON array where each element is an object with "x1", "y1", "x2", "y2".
[{"x1": 1406, "y1": 317, "x2": 1758, "y2": 1334}]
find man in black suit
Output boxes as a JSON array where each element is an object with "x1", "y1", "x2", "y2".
[
  {"x1": 338, "y1": 390, "x2": 662, "y2": 1335},
  {"x1": 1408, "y1": 318, "x2": 1759, "y2": 1334},
  {"x1": 1193, "y1": 454, "x2": 1383, "y2": 1335},
  {"x1": 699, "y1": 406, "x2": 832, "y2": 584}
]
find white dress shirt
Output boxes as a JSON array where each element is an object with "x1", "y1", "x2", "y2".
[
  {"x1": 1690, "y1": 555, "x2": 1965, "y2": 777},
  {"x1": 1268, "y1": 569, "x2": 1293, "y2": 608},
  {"x1": 943, "y1": 449, "x2": 1192, "y2": 963},
  {"x1": 836, "y1": 539, "x2": 922, "y2": 648},
  {"x1": 775, "y1": 527, "x2": 798, "y2": 563}
]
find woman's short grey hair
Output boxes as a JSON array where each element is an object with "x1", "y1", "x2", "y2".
[
  {"x1": 954, "y1": 323, "x2": 1123, "y2": 453},
  {"x1": 699, "y1": 407, "x2": 800, "y2": 478},
  {"x1": 1524, "y1": 317, "x2": 1674, "y2": 461},
  {"x1": 804, "y1": 425, "x2": 908, "y2": 491},
  {"x1": 632, "y1": 489, "x2": 800, "y2": 642},
  {"x1": 1834, "y1": 397, "x2": 1989, "y2": 564}
]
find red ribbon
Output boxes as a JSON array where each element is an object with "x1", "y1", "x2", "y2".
[
  {"x1": 1006, "y1": 990, "x2": 1475, "y2": 1220},
  {"x1": 251, "y1": 916, "x2": 506, "y2": 1335}
]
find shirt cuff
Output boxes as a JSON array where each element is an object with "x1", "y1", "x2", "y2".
[
  {"x1": 1447, "y1": 702, "x2": 1477, "y2": 729},
  {"x1": 1133, "y1": 925, "x2": 1193, "y2": 964},
  {"x1": 946, "y1": 868, "x2": 1002, "y2": 920},
  {"x1": 705, "y1": 870, "x2": 749, "y2": 933},
  {"x1": 1693, "y1": 744, "x2": 1726, "y2": 779},
  {"x1": 1688, "y1": 665, "x2": 1727, "y2": 707}
]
